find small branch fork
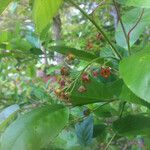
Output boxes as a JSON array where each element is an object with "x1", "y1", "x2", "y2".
[
  {"x1": 127, "y1": 9, "x2": 145, "y2": 41},
  {"x1": 112, "y1": 0, "x2": 131, "y2": 55},
  {"x1": 113, "y1": 0, "x2": 145, "y2": 55}
]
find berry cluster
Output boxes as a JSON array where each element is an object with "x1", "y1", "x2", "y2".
[{"x1": 78, "y1": 66, "x2": 111, "y2": 93}]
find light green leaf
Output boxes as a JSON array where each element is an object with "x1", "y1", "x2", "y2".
[
  {"x1": 119, "y1": 51, "x2": 150, "y2": 103},
  {"x1": 0, "y1": 31, "x2": 13, "y2": 45},
  {"x1": 0, "y1": 104, "x2": 19, "y2": 131},
  {"x1": 115, "y1": 8, "x2": 150, "y2": 49},
  {"x1": 117, "y1": 0, "x2": 150, "y2": 8},
  {"x1": 113, "y1": 115, "x2": 150, "y2": 136},
  {"x1": 0, "y1": 105, "x2": 69, "y2": 150},
  {"x1": 33, "y1": 0, "x2": 63, "y2": 33},
  {"x1": 0, "y1": 0, "x2": 13, "y2": 15}
]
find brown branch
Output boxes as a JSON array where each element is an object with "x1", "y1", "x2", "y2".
[{"x1": 128, "y1": 9, "x2": 144, "y2": 41}]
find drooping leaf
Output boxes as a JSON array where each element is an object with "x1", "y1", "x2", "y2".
[
  {"x1": 0, "y1": 0, "x2": 13, "y2": 15},
  {"x1": 113, "y1": 115, "x2": 150, "y2": 136},
  {"x1": 33, "y1": 0, "x2": 63, "y2": 33},
  {"x1": 75, "y1": 116, "x2": 93, "y2": 146},
  {"x1": 119, "y1": 51, "x2": 150, "y2": 103},
  {"x1": 0, "y1": 105, "x2": 69, "y2": 150},
  {"x1": 49, "y1": 46, "x2": 101, "y2": 62},
  {"x1": 115, "y1": 8, "x2": 150, "y2": 49},
  {"x1": 116, "y1": 0, "x2": 150, "y2": 8},
  {"x1": 70, "y1": 78, "x2": 123, "y2": 106}
]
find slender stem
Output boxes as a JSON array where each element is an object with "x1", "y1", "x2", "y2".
[
  {"x1": 65, "y1": 0, "x2": 122, "y2": 60},
  {"x1": 92, "y1": 99, "x2": 116, "y2": 112},
  {"x1": 128, "y1": 9, "x2": 144, "y2": 41},
  {"x1": 119, "y1": 101, "x2": 126, "y2": 118},
  {"x1": 112, "y1": 0, "x2": 131, "y2": 55},
  {"x1": 104, "y1": 133, "x2": 117, "y2": 150},
  {"x1": 104, "y1": 101, "x2": 127, "y2": 149}
]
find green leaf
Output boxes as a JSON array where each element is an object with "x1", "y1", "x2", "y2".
[
  {"x1": 0, "y1": 105, "x2": 69, "y2": 150},
  {"x1": 116, "y1": 0, "x2": 150, "y2": 8},
  {"x1": 119, "y1": 84, "x2": 150, "y2": 109},
  {"x1": 0, "y1": 31, "x2": 13, "y2": 45},
  {"x1": 75, "y1": 116, "x2": 93, "y2": 146},
  {"x1": 0, "y1": 0, "x2": 13, "y2": 15},
  {"x1": 70, "y1": 78, "x2": 123, "y2": 106},
  {"x1": 94, "y1": 105, "x2": 117, "y2": 118},
  {"x1": 49, "y1": 46, "x2": 100, "y2": 62},
  {"x1": 119, "y1": 51, "x2": 150, "y2": 103},
  {"x1": 115, "y1": 8, "x2": 150, "y2": 49},
  {"x1": 93, "y1": 124, "x2": 106, "y2": 138},
  {"x1": 33, "y1": 0, "x2": 63, "y2": 33},
  {"x1": 113, "y1": 115, "x2": 150, "y2": 136}
]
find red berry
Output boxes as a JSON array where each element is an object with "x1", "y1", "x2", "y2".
[
  {"x1": 92, "y1": 70, "x2": 99, "y2": 77},
  {"x1": 59, "y1": 79, "x2": 65, "y2": 87},
  {"x1": 86, "y1": 41, "x2": 93, "y2": 49},
  {"x1": 83, "y1": 109, "x2": 91, "y2": 116},
  {"x1": 82, "y1": 73, "x2": 90, "y2": 83},
  {"x1": 54, "y1": 88, "x2": 62, "y2": 96},
  {"x1": 60, "y1": 92, "x2": 69, "y2": 100},
  {"x1": 100, "y1": 67, "x2": 111, "y2": 78},
  {"x1": 66, "y1": 53, "x2": 75, "y2": 61},
  {"x1": 61, "y1": 67, "x2": 70, "y2": 76},
  {"x1": 78, "y1": 85, "x2": 86, "y2": 93},
  {"x1": 96, "y1": 33, "x2": 103, "y2": 40}
]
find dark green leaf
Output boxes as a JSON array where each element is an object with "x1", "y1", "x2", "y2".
[
  {"x1": 49, "y1": 46, "x2": 101, "y2": 62},
  {"x1": 0, "y1": 105, "x2": 69, "y2": 150},
  {"x1": 94, "y1": 105, "x2": 116, "y2": 118},
  {"x1": 113, "y1": 115, "x2": 150, "y2": 136},
  {"x1": 93, "y1": 124, "x2": 106, "y2": 138}
]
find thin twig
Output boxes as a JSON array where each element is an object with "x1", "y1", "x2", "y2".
[
  {"x1": 104, "y1": 133, "x2": 117, "y2": 150},
  {"x1": 112, "y1": 0, "x2": 131, "y2": 55},
  {"x1": 91, "y1": 0, "x2": 106, "y2": 16},
  {"x1": 92, "y1": 99, "x2": 116, "y2": 112},
  {"x1": 119, "y1": 101, "x2": 126, "y2": 118},
  {"x1": 128, "y1": 9, "x2": 144, "y2": 41},
  {"x1": 65, "y1": 0, "x2": 122, "y2": 60}
]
